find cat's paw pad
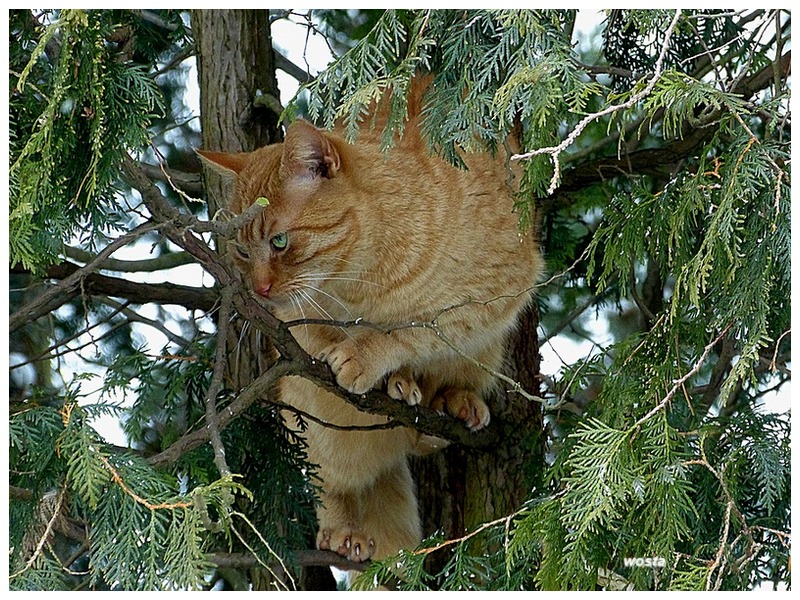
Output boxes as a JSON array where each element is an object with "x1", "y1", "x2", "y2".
[
  {"x1": 431, "y1": 388, "x2": 490, "y2": 431},
  {"x1": 319, "y1": 342, "x2": 378, "y2": 395},
  {"x1": 387, "y1": 369, "x2": 422, "y2": 406},
  {"x1": 317, "y1": 527, "x2": 376, "y2": 563}
]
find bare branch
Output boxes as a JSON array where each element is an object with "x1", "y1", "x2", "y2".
[
  {"x1": 208, "y1": 549, "x2": 368, "y2": 573},
  {"x1": 10, "y1": 222, "x2": 162, "y2": 333},
  {"x1": 63, "y1": 245, "x2": 195, "y2": 273},
  {"x1": 205, "y1": 287, "x2": 234, "y2": 477},
  {"x1": 11, "y1": 261, "x2": 218, "y2": 314}
]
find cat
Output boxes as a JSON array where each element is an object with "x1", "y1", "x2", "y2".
[{"x1": 198, "y1": 76, "x2": 542, "y2": 570}]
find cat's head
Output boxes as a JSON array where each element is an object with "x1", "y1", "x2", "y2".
[{"x1": 198, "y1": 120, "x2": 361, "y2": 312}]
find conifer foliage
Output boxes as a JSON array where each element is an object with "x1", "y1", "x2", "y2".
[{"x1": 8, "y1": 9, "x2": 790, "y2": 590}]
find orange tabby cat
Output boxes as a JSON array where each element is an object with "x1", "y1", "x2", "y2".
[{"x1": 198, "y1": 78, "x2": 542, "y2": 569}]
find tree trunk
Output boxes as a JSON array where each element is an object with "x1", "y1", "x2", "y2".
[{"x1": 191, "y1": 9, "x2": 337, "y2": 591}]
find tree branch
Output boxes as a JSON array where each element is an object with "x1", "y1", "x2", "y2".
[
  {"x1": 11, "y1": 261, "x2": 218, "y2": 315},
  {"x1": 64, "y1": 244, "x2": 196, "y2": 273},
  {"x1": 209, "y1": 549, "x2": 367, "y2": 573},
  {"x1": 512, "y1": 10, "x2": 683, "y2": 193},
  {"x1": 9, "y1": 222, "x2": 162, "y2": 333},
  {"x1": 546, "y1": 49, "x2": 790, "y2": 204}
]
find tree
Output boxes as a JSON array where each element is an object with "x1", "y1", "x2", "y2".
[{"x1": 8, "y1": 9, "x2": 790, "y2": 591}]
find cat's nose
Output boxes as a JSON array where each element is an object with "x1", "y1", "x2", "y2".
[{"x1": 255, "y1": 282, "x2": 272, "y2": 298}]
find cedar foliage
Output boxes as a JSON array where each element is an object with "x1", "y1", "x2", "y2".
[{"x1": 7, "y1": 9, "x2": 790, "y2": 591}]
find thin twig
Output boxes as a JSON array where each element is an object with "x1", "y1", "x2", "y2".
[
  {"x1": 512, "y1": 9, "x2": 683, "y2": 195},
  {"x1": 205, "y1": 287, "x2": 235, "y2": 477},
  {"x1": 9, "y1": 483, "x2": 67, "y2": 580},
  {"x1": 630, "y1": 323, "x2": 732, "y2": 431}
]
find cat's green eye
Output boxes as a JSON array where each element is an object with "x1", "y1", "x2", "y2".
[{"x1": 270, "y1": 232, "x2": 288, "y2": 251}]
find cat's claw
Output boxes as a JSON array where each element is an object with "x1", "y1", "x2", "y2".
[
  {"x1": 318, "y1": 527, "x2": 375, "y2": 563},
  {"x1": 387, "y1": 370, "x2": 422, "y2": 406},
  {"x1": 430, "y1": 388, "x2": 491, "y2": 431}
]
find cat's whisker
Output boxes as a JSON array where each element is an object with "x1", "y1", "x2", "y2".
[
  {"x1": 327, "y1": 256, "x2": 368, "y2": 270},
  {"x1": 296, "y1": 283, "x2": 354, "y2": 319},
  {"x1": 288, "y1": 290, "x2": 310, "y2": 344},
  {"x1": 234, "y1": 319, "x2": 250, "y2": 372},
  {"x1": 295, "y1": 271, "x2": 385, "y2": 288},
  {"x1": 297, "y1": 288, "x2": 338, "y2": 322},
  {"x1": 296, "y1": 287, "x2": 354, "y2": 340}
]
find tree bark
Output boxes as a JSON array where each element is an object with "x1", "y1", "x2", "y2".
[
  {"x1": 191, "y1": 9, "x2": 281, "y2": 213},
  {"x1": 191, "y1": 9, "x2": 337, "y2": 591}
]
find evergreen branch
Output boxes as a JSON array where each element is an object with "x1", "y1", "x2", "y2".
[
  {"x1": 122, "y1": 154, "x2": 268, "y2": 242},
  {"x1": 512, "y1": 9, "x2": 683, "y2": 194},
  {"x1": 412, "y1": 510, "x2": 521, "y2": 558},
  {"x1": 630, "y1": 323, "x2": 732, "y2": 432},
  {"x1": 280, "y1": 314, "x2": 544, "y2": 406},
  {"x1": 708, "y1": 500, "x2": 734, "y2": 590},
  {"x1": 546, "y1": 50, "x2": 790, "y2": 208},
  {"x1": 98, "y1": 454, "x2": 192, "y2": 510},
  {"x1": 9, "y1": 483, "x2": 67, "y2": 581},
  {"x1": 769, "y1": 329, "x2": 790, "y2": 373},
  {"x1": 274, "y1": 48, "x2": 315, "y2": 84},
  {"x1": 684, "y1": 436, "x2": 753, "y2": 591}
]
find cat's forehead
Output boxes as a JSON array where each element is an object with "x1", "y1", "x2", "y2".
[{"x1": 236, "y1": 145, "x2": 283, "y2": 203}]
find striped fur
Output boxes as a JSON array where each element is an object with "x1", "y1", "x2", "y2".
[{"x1": 199, "y1": 77, "x2": 542, "y2": 570}]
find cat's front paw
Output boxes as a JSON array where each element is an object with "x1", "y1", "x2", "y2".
[
  {"x1": 387, "y1": 368, "x2": 422, "y2": 406},
  {"x1": 431, "y1": 388, "x2": 491, "y2": 431},
  {"x1": 319, "y1": 340, "x2": 383, "y2": 395},
  {"x1": 318, "y1": 526, "x2": 376, "y2": 563}
]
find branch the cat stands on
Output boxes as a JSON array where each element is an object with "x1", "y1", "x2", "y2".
[{"x1": 198, "y1": 76, "x2": 543, "y2": 578}]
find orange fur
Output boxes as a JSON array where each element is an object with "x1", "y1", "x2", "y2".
[{"x1": 199, "y1": 77, "x2": 542, "y2": 570}]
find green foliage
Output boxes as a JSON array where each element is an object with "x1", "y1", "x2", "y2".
[
  {"x1": 221, "y1": 405, "x2": 321, "y2": 567},
  {"x1": 9, "y1": 9, "x2": 163, "y2": 272},
  {"x1": 299, "y1": 9, "x2": 594, "y2": 210},
  {"x1": 9, "y1": 401, "x2": 208, "y2": 589}
]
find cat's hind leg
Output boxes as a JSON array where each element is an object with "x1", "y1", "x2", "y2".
[
  {"x1": 358, "y1": 460, "x2": 422, "y2": 561},
  {"x1": 316, "y1": 460, "x2": 421, "y2": 565}
]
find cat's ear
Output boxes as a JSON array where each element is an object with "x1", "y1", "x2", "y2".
[
  {"x1": 280, "y1": 120, "x2": 341, "y2": 182},
  {"x1": 195, "y1": 149, "x2": 250, "y2": 178}
]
